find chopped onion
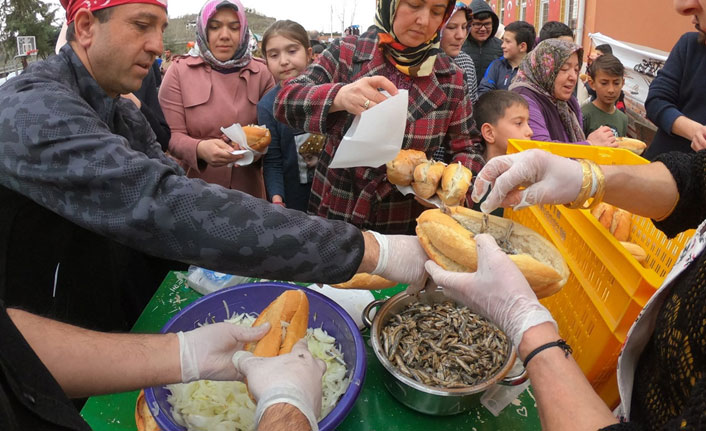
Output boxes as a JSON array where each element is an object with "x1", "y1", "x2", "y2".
[{"x1": 166, "y1": 313, "x2": 351, "y2": 430}]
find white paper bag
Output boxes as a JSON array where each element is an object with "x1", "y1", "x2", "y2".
[
  {"x1": 395, "y1": 184, "x2": 443, "y2": 208},
  {"x1": 329, "y1": 89, "x2": 408, "y2": 169}
]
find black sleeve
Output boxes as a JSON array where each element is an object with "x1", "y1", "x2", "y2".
[
  {"x1": 652, "y1": 151, "x2": 706, "y2": 238},
  {"x1": 135, "y1": 66, "x2": 171, "y2": 151},
  {"x1": 600, "y1": 376, "x2": 706, "y2": 430}
]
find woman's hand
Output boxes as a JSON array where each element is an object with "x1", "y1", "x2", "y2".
[
  {"x1": 197, "y1": 138, "x2": 243, "y2": 167},
  {"x1": 586, "y1": 126, "x2": 617, "y2": 147},
  {"x1": 330, "y1": 76, "x2": 399, "y2": 115},
  {"x1": 471, "y1": 149, "x2": 583, "y2": 213}
]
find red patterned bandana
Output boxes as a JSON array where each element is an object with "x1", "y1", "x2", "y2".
[{"x1": 60, "y1": 0, "x2": 168, "y2": 24}]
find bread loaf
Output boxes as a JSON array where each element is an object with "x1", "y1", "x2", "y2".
[
  {"x1": 437, "y1": 162, "x2": 472, "y2": 206},
  {"x1": 386, "y1": 149, "x2": 429, "y2": 186},
  {"x1": 412, "y1": 161, "x2": 446, "y2": 199},
  {"x1": 416, "y1": 207, "x2": 569, "y2": 298},
  {"x1": 247, "y1": 290, "x2": 309, "y2": 357},
  {"x1": 332, "y1": 273, "x2": 397, "y2": 290},
  {"x1": 615, "y1": 137, "x2": 647, "y2": 155},
  {"x1": 242, "y1": 125, "x2": 272, "y2": 152}
]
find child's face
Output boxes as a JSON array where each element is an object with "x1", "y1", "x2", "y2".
[
  {"x1": 265, "y1": 35, "x2": 312, "y2": 82},
  {"x1": 302, "y1": 154, "x2": 319, "y2": 168},
  {"x1": 483, "y1": 103, "x2": 533, "y2": 160},
  {"x1": 501, "y1": 31, "x2": 524, "y2": 61},
  {"x1": 589, "y1": 70, "x2": 624, "y2": 106}
]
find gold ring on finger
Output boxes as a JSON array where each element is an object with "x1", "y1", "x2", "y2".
[{"x1": 364, "y1": 99, "x2": 371, "y2": 109}]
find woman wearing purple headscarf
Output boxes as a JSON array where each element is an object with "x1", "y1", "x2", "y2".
[{"x1": 159, "y1": 0, "x2": 275, "y2": 196}]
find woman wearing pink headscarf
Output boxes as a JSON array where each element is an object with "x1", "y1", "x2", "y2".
[{"x1": 159, "y1": 0, "x2": 275, "y2": 196}]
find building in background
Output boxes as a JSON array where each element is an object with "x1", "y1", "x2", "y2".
[{"x1": 487, "y1": 0, "x2": 688, "y2": 52}]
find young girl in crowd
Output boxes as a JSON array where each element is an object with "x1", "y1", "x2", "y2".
[{"x1": 258, "y1": 20, "x2": 323, "y2": 211}]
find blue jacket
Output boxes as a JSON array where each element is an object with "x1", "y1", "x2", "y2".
[
  {"x1": 645, "y1": 32, "x2": 706, "y2": 159},
  {"x1": 478, "y1": 57, "x2": 519, "y2": 95},
  {"x1": 257, "y1": 84, "x2": 312, "y2": 212}
]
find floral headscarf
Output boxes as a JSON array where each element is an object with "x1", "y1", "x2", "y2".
[
  {"x1": 375, "y1": 0, "x2": 455, "y2": 77},
  {"x1": 194, "y1": 0, "x2": 251, "y2": 71},
  {"x1": 510, "y1": 39, "x2": 585, "y2": 142},
  {"x1": 441, "y1": 0, "x2": 473, "y2": 38}
]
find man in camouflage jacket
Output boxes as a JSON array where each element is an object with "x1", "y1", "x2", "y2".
[{"x1": 0, "y1": 2, "x2": 425, "y2": 331}]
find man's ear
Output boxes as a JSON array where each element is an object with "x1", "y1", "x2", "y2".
[
  {"x1": 72, "y1": 9, "x2": 97, "y2": 49},
  {"x1": 480, "y1": 122, "x2": 495, "y2": 144}
]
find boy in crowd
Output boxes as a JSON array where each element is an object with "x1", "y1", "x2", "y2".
[
  {"x1": 462, "y1": 0, "x2": 503, "y2": 87},
  {"x1": 581, "y1": 54, "x2": 629, "y2": 137},
  {"x1": 582, "y1": 44, "x2": 626, "y2": 112},
  {"x1": 478, "y1": 21, "x2": 536, "y2": 95},
  {"x1": 474, "y1": 90, "x2": 533, "y2": 162},
  {"x1": 472, "y1": 90, "x2": 533, "y2": 214},
  {"x1": 538, "y1": 21, "x2": 574, "y2": 43}
]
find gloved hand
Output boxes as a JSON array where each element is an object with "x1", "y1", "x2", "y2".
[
  {"x1": 424, "y1": 234, "x2": 556, "y2": 350},
  {"x1": 233, "y1": 339, "x2": 326, "y2": 431},
  {"x1": 471, "y1": 149, "x2": 583, "y2": 213},
  {"x1": 177, "y1": 321, "x2": 270, "y2": 383},
  {"x1": 368, "y1": 232, "x2": 429, "y2": 295}
]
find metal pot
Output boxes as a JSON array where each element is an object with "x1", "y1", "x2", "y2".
[{"x1": 362, "y1": 287, "x2": 526, "y2": 416}]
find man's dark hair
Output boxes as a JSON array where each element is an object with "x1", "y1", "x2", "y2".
[
  {"x1": 474, "y1": 90, "x2": 529, "y2": 137},
  {"x1": 538, "y1": 21, "x2": 573, "y2": 42},
  {"x1": 589, "y1": 54, "x2": 625, "y2": 79},
  {"x1": 473, "y1": 11, "x2": 493, "y2": 21},
  {"x1": 65, "y1": 8, "x2": 114, "y2": 42},
  {"x1": 595, "y1": 44, "x2": 613, "y2": 55},
  {"x1": 504, "y1": 21, "x2": 536, "y2": 52}
]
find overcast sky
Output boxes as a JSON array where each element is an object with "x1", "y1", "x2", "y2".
[{"x1": 46, "y1": 0, "x2": 376, "y2": 34}]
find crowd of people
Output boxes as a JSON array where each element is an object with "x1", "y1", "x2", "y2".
[{"x1": 0, "y1": 0, "x2": 704, "y2": 430}]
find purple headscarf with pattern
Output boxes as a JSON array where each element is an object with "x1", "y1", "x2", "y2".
[
  {"x1": 510, "y1": 39, "x2": 585, "y2": 142},
  {"x1": 195, "y1": 0, "x2": 251, "y2": 71}
]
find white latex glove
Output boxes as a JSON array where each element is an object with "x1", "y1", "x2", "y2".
[
  {"x1": 424, "y1": 234, "x2": 556, "y2": 350},
  {"x1": 471, "y1": 149, "x2": 583, "y2": 213},
  {"x1": 368, "y1": 231, "x2": 429, "y2": 295},
  {"x1": 177, "y1": 321, "x2": 270, "y2": 383},
  {"x1": 233, "y1": 339, "x2": 326, "y2": 431}
]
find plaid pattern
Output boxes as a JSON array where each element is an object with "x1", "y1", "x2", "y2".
[{"x1": 275, "y1": 30, "x2": 484, "y2": 234}]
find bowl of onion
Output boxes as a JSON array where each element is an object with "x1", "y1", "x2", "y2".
[{"x1": 144, "y1": 282, "x2": 366, "y2": 431}]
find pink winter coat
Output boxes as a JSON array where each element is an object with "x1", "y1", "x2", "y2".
[{"x1": 159, "y1": 55, "x2": 275, "y2": 197}]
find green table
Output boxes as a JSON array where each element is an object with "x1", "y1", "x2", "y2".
[{"x1": 81, "y1": 272, "x2": 541, "y2": 430}]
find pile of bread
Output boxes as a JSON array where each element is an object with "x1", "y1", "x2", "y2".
[{"x1": 386, "y1": 149, "x2": 473, "y2": 206}]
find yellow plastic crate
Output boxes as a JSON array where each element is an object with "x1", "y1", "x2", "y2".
[{"x1": 504, "y1": 139, "x2": 694, "y2": 408}]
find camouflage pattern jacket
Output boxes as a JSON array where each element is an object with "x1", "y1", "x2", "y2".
[{"x1": 0, "y1": 45, "x2": 364, "y2": 288}]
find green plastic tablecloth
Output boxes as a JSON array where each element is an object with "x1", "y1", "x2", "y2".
[{"x1": 80, "y1": 272, "x2": 541, "y2": 431}]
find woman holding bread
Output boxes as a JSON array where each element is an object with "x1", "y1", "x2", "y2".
[
  {"x1": 422, "y1": 149, "x2": 706, "y2": 430},
  {"x1": 159, "y1": 0, "x2": 275, "y2": 196},
  {"x1": 509, "y1": 39, "x2": 617, "y2": 148},
  {"x1": 274, "y1": 0, "x2": 484, "y2": 234}
]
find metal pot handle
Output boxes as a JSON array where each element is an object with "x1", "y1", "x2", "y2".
[
  {"x1": 362, "y1": 299, "x2": 386, "y2": 329},
  {"x1": 498, "y1": 367, "x2": 528, "y2": 386}
]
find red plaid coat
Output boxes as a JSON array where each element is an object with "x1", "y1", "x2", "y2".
[{"x1": 275, "y1": 30, "x2": 484, "y2": 234}]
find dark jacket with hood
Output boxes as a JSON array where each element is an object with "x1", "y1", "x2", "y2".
[{"x1": 461, "y1": 0, "x2": 503, "y2": 87}]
